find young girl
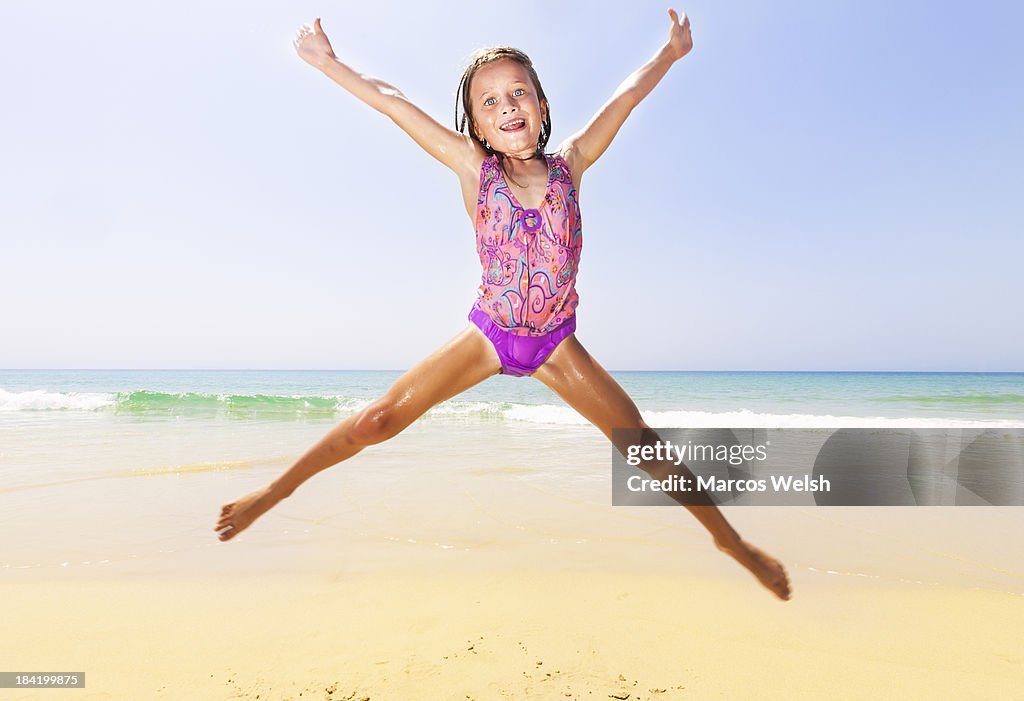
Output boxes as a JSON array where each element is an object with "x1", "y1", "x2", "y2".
[{"x1": 216, "y1": 10, "x2": 791, "y2": 601}]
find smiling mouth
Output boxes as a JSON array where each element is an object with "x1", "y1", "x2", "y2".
[{"x1": 499, "y1": 118, "x2": 526, "y2": 132}]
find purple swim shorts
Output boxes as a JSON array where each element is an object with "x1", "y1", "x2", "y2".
[{"x1": 468, "y1": 305, "x2": 577, "y2": 377}]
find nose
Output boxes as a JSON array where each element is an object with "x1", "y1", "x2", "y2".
[{"x1": 502, "y1": 98, "x2": 519, "y2": 114}]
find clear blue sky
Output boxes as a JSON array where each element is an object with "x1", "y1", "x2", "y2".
[{"x1": 2, "y1": 1, "x2": 1021, "y2": 371}]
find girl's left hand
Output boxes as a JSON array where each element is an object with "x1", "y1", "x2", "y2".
[{"x1": 666, "y1": 8, "x2": 693, "y2": 60}]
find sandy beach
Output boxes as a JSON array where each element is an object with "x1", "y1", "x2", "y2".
[
  {"x1": 5, "y1": 474, "x2": 1024, "y2": 700},
  {"x1": 3, "y1": 373, "x2": 1023, "y2": 699},
  {"x1": 5, "y1": 566, "x2": 1022, "y2": 700}
]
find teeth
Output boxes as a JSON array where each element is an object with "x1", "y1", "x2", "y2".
[{"x1": 501, "y1": 119, "x2": 525, "y2": 130}]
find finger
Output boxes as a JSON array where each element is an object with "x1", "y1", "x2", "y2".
[
  {"x1": 668, "y1": 8, "x2": 678, "y2": 23},
  {"x1": 314, "y1": 17, "x2": 323, "y2": 33}
]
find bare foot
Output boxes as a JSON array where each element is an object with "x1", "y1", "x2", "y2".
[
  {"x1": 214, "y1": 486, "x2": 281, "y2": 542},
  {"x1": 716, "y1": 538, "x2": 792, "y2": 601}
]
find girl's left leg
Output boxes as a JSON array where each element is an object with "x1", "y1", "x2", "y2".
[{"x1": 530, "y1": 334, "x2": 791, "y2": 601}]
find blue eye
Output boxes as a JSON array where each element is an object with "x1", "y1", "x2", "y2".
[
  {"x1": 484, "y1": 97, "x2": 496, "y2": 106},
  {"x1": 513, "y1": 88, "x2": 525, "y2": 97}
]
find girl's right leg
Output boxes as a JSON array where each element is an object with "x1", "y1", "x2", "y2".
[{"x1": 214, "y1": 324, "x2": 503, "y2": 541}]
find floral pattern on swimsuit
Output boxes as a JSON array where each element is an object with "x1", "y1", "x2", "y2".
[{"x1": 473, "y1": 153, "x2": 583, "y2": 337}]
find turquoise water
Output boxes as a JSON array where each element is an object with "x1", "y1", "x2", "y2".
[{"x1": 1, "y1": 370, "x2": 1023, "y2": 424}]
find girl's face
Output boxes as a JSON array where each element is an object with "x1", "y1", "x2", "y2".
[{"x1": 469, "y1": 59, "x2": 547, "y2": 158}]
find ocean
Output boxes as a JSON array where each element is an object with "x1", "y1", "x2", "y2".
[
  {"x1": 2, "y1": 370, "x2": 1023, "y2": 589},
  {"x1": 3, "y1": 369, "x2": 1023, "y2": 424}
]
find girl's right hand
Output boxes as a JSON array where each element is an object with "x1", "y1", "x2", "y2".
[
  {"x1": 293, "y1": 18, "x2": 337, "y2": 69},
  {"x1": 666, "y1": 9, "x2": 693, "y2": 61}
]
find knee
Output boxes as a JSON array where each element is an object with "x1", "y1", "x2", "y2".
[
  {"x1": 614, "y1": 414, "x2": 648, "y2": 436},
  {"x1": 607, "y1": 416, "x2": 649, "y2": 454},
  {"x1": 349, "y1": 400, "x2": 404, "y2": 446}
]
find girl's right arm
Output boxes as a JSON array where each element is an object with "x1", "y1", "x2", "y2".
[{"x1": 294, "y1": 19, "x2": 482, "y2": 178}]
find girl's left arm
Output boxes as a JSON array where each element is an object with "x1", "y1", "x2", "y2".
[{"x1": 558, "y1": 9, "x2": 693, "y2": 179}]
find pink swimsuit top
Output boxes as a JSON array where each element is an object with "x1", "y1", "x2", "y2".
[{"x1": 473, "y1": 153, "x2": 583, "y2": 336}]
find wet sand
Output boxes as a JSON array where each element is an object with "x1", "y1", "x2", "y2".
[{"x1": 3, "y1": 420, "x2": 1023, "y2": 699}]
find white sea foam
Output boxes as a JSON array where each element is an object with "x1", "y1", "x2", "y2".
[
  {"x1": 504, "y1": 403, "x2": 591, "y2": 425},
  {"x1": 636, "y1": 408, "x2": 1024, "y2": 429},
  {"x1": 427, "y1": 401, "x2": 1024, "y2": 428},
  {"x1": 0, "y1": 388, "x2": 117, "y2": 412},
  {"x1": 427, "y1": 400, "x2": 511, "y2": 417}
]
